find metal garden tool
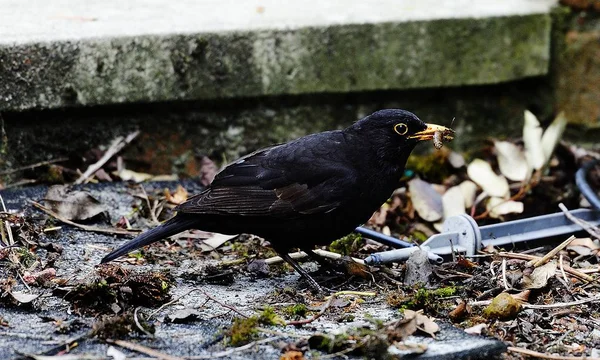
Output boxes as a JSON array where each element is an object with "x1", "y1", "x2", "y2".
[{"x1": 364, "y1": 209, "x2": 600, "y2": 265}]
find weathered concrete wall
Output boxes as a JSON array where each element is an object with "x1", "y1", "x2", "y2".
[
  {"x1": 0, "y1": 0, "x2": 555, "y2": 112},
  {"x1": 554, "y1": 4, "x2": 600, "y2": 127}
]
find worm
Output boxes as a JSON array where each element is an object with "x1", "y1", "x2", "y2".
[{"x1": 433, "y1": 130, "x2": 444, "y2": 149}]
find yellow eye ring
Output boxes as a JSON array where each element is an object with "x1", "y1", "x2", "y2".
[{"x1": 394, "y1": 123, "x2": 408, "y2": 135}]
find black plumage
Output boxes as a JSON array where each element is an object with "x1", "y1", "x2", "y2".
[{"x1": 101, "y1": 109, "x2": 454, "y2": 291}]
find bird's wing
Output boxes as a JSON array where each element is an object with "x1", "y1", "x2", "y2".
[{"x1": 176, "y1": 134, "x2": 357, "y2": 217}]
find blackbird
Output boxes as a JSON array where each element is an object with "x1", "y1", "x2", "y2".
[{"x1": 101, "y1": 109, "x2": 454, "y2": 291}]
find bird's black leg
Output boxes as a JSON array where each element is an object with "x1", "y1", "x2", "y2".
[{"x1": 279, "y1": 252, "x2": 325, "y2": 293}]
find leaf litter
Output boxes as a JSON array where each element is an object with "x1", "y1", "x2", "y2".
[{"x1": 1, "y1": 110, "x2": 600, "y2": 359}]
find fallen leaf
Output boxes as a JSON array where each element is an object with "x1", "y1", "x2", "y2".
[
  {"x1": 442, "y1": 185, "x2": 466, "y2": 219},
  {"x1": 280, "y1": 350, "x2": 305, "y2": 360},
  {"x1": 165, "y1": 308, "x2": 202, "y2": 323},
  {"x1": 523, "y1": 110, "x2": 545, "y2": 170},
  {"x1": 459, "y1": 180, "x2": 477, "y2": 208},
  {"x1": 467, "y1": 159, "x2": 510, "y2": 198},
  {"x1": 464, "y1": 323, "x2": 488, "y2": 335},
  {"x1": 44, "y1": 185, "x2": 107, "y2": 221},
  {"x1": 165, "y1": 185, "x2": 188, "y2": 205},
  {"x1": 486, "y1": 197, "x2": 524, "y2": 218},
  {"x1": 9, "y1": 291, "x2": 40, "y2": 304},
  {"x1": 522, "y1": 261, "x2": 557, "y2": 289},
  {"x1": 408, "y1": 178, "x2": 443, "y2": 222},
  {"x1": 404, "y1": 310, "x2": 439, "y2": 337},
  {"x1": 494, "y1": 141, "x2": 530, "y2": 181},
  {"x1": 567, "y1": 237, "x2": 600, "y2": 256},
  {"x1": 541, "y1": 112, "x2": 568, "y2": 165},
  {"x1": 114, "y1": 169, "x2": 153, "y2": 183}
]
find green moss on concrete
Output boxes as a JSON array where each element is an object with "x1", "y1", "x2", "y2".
[{"x1": 0, "y1": 13, "x2": 551, "y2": 112}]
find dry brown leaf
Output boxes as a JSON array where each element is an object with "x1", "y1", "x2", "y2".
[
  {"x1": 541, "y1": 112, "x2": 568, "y2": 164},
  {"x1": 165, "y1": 185, "x2": 188, "y2": 205},
  {"x1": 44, "y1": 185, "x2": 107, "y2": 221},
  {"x1": 522, "y1": 261, "x2": 557, "y2": 289}
]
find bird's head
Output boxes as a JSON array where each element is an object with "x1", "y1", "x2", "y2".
[{"x1": 346, "y1": 109, "x2": 454, "y2": 164}]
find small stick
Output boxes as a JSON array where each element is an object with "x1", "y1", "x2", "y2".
[
  {"x1": 559, "y1": 254, "x2": 570, "y2": 291},
  {"x1": 470, "y1": 295, "x2": 600, "y2": 309},
  {"x1": 0, "y1": 194, "x2": 14, "y2": 246},
  {"x1": 286, "y1": 295, "x2": 335, "y2": 326},
  {"x1": 29, "y1": 200, "x2": 140, "y2": 236},
  {"x1": 497, "y1": 252, "x2": 593, "y2": 282},
  {"x1": 106, "y1": 338, "x2": 184, "y2": 360},
  {"x1": 529, "y1": 235, "x2": 575, "y2": 268},
  {"x1": 508, "y1": 346, "x2": 600, "y2": 360},
  {"x1": 324, "y1": 291, "x2": 376, "y2": 299},
  {"x1": 264, "y1": 249, "x2": 364, "y2": 265},
  {"x1": 75, "y1": 131, "x2": 139, "y2": 184},
  {"x1": 559, "y1": 203, "x2": 600, "y2": 240},
  {"x1": 501, "y1": 258, "x2": 510, "y2": 290},
  {"x1": 0, "y1": 157, "x2": 69, "y2": 176}
]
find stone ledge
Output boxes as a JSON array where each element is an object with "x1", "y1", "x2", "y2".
[{"x1": 0, "y1": 0, "x2": 556, "y2": 111}]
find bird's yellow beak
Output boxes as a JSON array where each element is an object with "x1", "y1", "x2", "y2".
[{"x1": 408, "y1": 124, "x2": 455, "y2": 142}]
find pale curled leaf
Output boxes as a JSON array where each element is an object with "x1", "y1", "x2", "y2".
[
  {"x1": 467, "y1": 159, "x2": 510, "y2": 198},
  {"x1": 459, "y1": 180, "x2": 477, "y2": 208},
  {"x1": 494, "y1": 141, "x2": 530, "y2": 182},
  {"x1": 408, "y1": 178, "x2": 443, "y2": 222},
  {"x1": 541, "y1": 112, "x2": 568, "y2": 164},
  {"x1": 10, "y1": 291, "x2": 40, "y2": 303},
  {"x1": 464, "y1": 323, "x2": 488, "y2": 335},
  {"x1": 523, "y1": 110, "x2": 545, "y2": 170},
  {"x1": 442, "y1": 185, "x2": 466, "y2": 219},
  {"x1": 114, "y1": 169, "x2": 153, "y2": 183},
  {"x1": 486, "y1": 197, "x2": 524, "y2": 219}
]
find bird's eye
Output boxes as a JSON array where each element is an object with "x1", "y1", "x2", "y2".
[{"x1": 394, "y1": 123, "x2": 408, "y2": 135}]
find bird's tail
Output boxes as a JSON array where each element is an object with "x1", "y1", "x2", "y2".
[{"x1": 100, "y1": 216, "x2": 197, "y2": 263}]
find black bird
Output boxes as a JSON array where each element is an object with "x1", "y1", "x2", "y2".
[{"x1": 101, "y1": 109, "x2": 454, "y2": 291}]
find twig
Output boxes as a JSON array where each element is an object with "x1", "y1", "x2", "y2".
[
  {"x1": 264, "y1": 249, "x2": 364, "y2": 265},
  {"x1": 133, "y1": 307, "x2": 154, "y2": 337},
  {"x1": 529, "y1": 235, "x2": 575, "y2": 268},
  {"x1": 29, "y1": 200, "x2": 140, "y2": 236},
  {"x1": 497, "y1": 252, "x2": 593, "y2": 282},
  {"x1": 149, "y1": 287, "x2": 250, "y2": 319},
  {"x1": 502, "y1": 258, "x2": 510, "y2": 290},
  {"x1": 139, "y1": 185, "x2": 160, "y2": 225},
  {"x1": 559, "y1": 254, "x2": 570, "y2": 291},
  {"x1": 0, "y1": 157, "x2": 69, "y2": 176},
  {"x1": 186, "y1": 337, "x2": 281, "y2": 359},
  {"x1": 0, "y1": 193, "x2": 14, "y2": 246},
  {"x1": 286, "y1": 294, "x2": 335, "y2": 326},
  {"x1": 508, "y1": 346, "x2": 600, "y2": 359},
  {"x1": 324, "y1": 291, "x2": 376, "y2": 299},
  {"x1": 106, "y1": 338, "x2": 184, "y2": 360},
  {"x1": 470, "y1": 295, "x2": 600, "y2": 309},
  {"x1": 148, "y1": 288, "x2": 205, "y2": 319},
  {"x1": 75, "y1": 130, "x2": 139, "y2": 184},
  {"x1": 559, "y1": 203, "x2": 600, "y2": 240}
]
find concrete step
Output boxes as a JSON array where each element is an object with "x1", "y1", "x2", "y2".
[{"x1": 0, "y1": 0, "x2": 556, "y2": 111}]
